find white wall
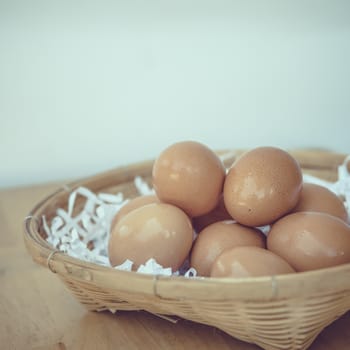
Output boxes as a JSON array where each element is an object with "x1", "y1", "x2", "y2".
[{"x1": 1, "y1": 1, "x2": 350, "y2": 188}]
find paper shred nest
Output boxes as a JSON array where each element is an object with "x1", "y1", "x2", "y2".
[{"x1": 43, "y1": 177, "x2": 196, "y2": 277}]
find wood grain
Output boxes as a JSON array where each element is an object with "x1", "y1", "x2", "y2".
[{"x1": 1, "y1": 181, "x2": 349, "y2": 350}]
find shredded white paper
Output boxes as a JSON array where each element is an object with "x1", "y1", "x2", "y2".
[
  {"x1": 134, "y1": 176, "x2": 155, "y2": 196},
  {"x1": 43, "y1": 177, "x2": 196, "y2": 277},
  {"x1": 43, "y1": 156, "x2": 350, "y2": 278}
]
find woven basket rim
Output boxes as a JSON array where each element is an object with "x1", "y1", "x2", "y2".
[{"x1": 23, "y1": 149, "x2": 350, "y2": 302}]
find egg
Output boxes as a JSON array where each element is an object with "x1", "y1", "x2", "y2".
[
  {"x1": 190, "y1": 221, "x2": 266, "y2": 276},
  {"x1": 108, "y1": 203, "x2": 193, "y2": 270},
  {"x1": 152, "y1": 141, "x2": 225, "y2": 217},
  {"x1": 291, "y1": 183, "x2": 348, "y2": 222},
  {"x1": 110, "y1": 195, "x2": 159, "y2": 230},
  {"x1": 210, "y1": 246, "x2": 295, "y2": 278},
  {"x1": 192, "y1": 195, "x2": 232, "y2": 233},
  {"x1": 223, "y1": 147, "x2": 302, "y2": 227},
  {"x1": 267, "y1": 212, "x2": 350, "y2": 271}
]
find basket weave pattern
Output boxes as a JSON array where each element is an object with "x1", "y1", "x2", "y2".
[{"x1": 23, "y1": 150, "x2": 350, "y2": 350}]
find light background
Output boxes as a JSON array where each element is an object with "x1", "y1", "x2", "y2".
[{"x1": 1, "y1": 1, "x2": 350, "y2": 188}]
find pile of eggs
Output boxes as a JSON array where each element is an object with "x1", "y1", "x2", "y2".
[{"x1": 108, "y1": 141, "x2": 350, "y2": 278}]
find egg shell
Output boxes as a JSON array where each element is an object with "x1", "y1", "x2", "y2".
[
  {"x1": 210, "y1": 246, "x2": 295, "y2": 278},
  {"x1": 190, "y1": 221, "x2": 266, "y2": 277},
  {"x1": 111, "y1": 195, "x2": 159, "y2": 230},
  {"x1": 267, "y1": 212, "x2": 350, "y2": 271},
  {"x1": 223, "y1": 147, "x2": 302, "y2": 227},
  {"x1": 108, "y1": 203, "x2": 193, "y2": 270},
  {"x1": 292, "y1": 183, "x2": 348, "y2": 222},
  {"x1": 152, "y1": 141, "x2": 225, "y2": 217},
  {"x1": 192, "y1": 195, "x2": 232, "y2": 233}
]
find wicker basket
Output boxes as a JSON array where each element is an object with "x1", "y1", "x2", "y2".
[{"x1": 23, "y1": 149, "x2": 350, "y2": 350}]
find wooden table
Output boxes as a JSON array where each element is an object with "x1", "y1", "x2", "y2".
[{"x1": 1, "y1": 182, "x2": 349, "y2": 350}]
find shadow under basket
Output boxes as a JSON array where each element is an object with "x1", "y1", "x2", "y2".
[{"x1": 23, "y1": 149, "x2": 350, "y2": 350}]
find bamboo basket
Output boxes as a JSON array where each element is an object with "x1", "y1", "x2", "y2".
[{"x1": 23, "y1": 149, "x2": 350, "y2": 350}]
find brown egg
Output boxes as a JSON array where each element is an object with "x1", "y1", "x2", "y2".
[
  {"x1": 223, "y1": 147, "x2": 302, "y2": 227},
  {"x1": 192, "y1": 195, "x2": 232, "y2": 233},
  {"x1": 190, "y1": 221, "x2": 266, "y2": 276},
  {"x1": 292, "y1": 183, "x2": 348, "y2": 222},
  {"x1": 111, "y1": 195, "x2": 159, "y2": 230},
  {"x1": 152, "y1": 141, "x2": 225, "y2": 217},
  {"x1": 267, "y1": 212, "x2": 350, "y2": 271},
  {"x1": 210, "y1": 246, "x2": 295, "y2": 278},
  {"x1": 108, "y1": 203, "x2": 193, "y2": 270}
]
